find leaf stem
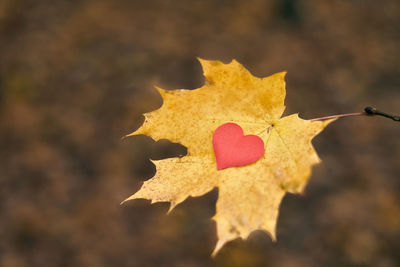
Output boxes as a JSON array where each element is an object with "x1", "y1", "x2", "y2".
[
  {"x1": 309, "y1": 107, "x2": 400, "y2": 122},
  {"x1": 309, "y1": 112, "x2": 365, "y2": 121}
]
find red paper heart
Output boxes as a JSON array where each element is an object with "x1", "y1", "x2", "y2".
[{"x1": 213, "y1": 123, "x2": 265, "y2": 170}]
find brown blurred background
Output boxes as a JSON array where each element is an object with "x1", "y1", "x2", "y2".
[{"x1": 0, "y1": 0, "x2": 399, "y2": 266}]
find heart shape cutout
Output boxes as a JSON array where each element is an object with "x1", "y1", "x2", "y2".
[{"x1": 213, "y1": 123, "x2": 265, "y2": 170}]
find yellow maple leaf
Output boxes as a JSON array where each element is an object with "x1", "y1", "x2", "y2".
[{"x1": 123, "y1": 58, "x2": 334, "y2": 255}]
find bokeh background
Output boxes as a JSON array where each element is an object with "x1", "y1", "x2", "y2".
[{"x1": 1, "y1": 0, "x2": 399, "y2": 266}]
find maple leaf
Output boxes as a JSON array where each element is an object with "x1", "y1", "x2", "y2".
[{"x1": 123, "y1": 58, "x2": 334, "y2": 255}]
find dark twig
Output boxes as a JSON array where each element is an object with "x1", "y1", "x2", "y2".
[{"x1": 364, "y1": 107, "x2": 400, "y2": 122}]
